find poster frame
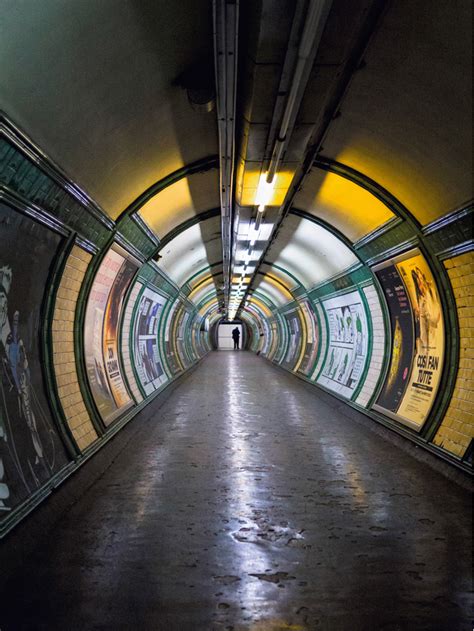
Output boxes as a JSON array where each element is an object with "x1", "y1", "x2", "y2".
[
  {"x1": 315, "y1": 287, "x2": 371, "y2": 400},
  {"x1": 0, "y1": 190, "x2": 79, "y2": 458},
  {"x1": 82, "y1": 242, "x2": 140, "y2": 426},
  {"x1": 130, "y1": 281, "x2": 169, "y2": 396},
  {"x1": 371, "y1": 247, "x2": 446, "y2": 431}
]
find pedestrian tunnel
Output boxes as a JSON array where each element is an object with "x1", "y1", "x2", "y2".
[
  {"x1": 0, "y1": 0, "x2": 472, "y2": 544},
  {"x1": 217, "y1": 322, "x2": 244, "y2": 350}
]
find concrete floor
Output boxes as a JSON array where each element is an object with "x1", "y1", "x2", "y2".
[{"x1": 0, "y1": 352, "x2": 472, "y2": 630}]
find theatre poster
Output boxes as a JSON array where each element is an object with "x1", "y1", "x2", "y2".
[{"x1": 373, "y1": 249, "x2": 444, "y2": 430}]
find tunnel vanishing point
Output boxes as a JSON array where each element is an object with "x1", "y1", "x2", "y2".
[{"x1": 0, "y1": 1, "x2": 472, "y2": 630}]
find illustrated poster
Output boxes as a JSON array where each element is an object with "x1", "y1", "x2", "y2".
[
  {"x1": 317, "y1": 290, "x2": 369, "y2": 399},
  {"x1": 133, "y1": 286, "x2": 168, "y2": 395}
]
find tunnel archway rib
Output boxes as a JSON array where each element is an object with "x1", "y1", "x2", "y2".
[
  {"x1": 71, "y1": 163, "x2": 223, "y2": 416},
  {"x1": 116, "y1": 156, "x2": 219, "y2": 223},
  {"x1": 241, "y1": 155, "x2": 461, "y2": 446},
  {"x1": 309, "y1": 158, "x2": 462, "y2": 442}
]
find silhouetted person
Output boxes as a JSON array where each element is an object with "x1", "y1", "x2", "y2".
[{"x1": 232, "y1": 326, "x2": 240, "y2": 350}]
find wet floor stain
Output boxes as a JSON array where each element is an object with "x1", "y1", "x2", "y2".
[{"x1": 0, "y1": 352, "x2": 472, "y2": 631}]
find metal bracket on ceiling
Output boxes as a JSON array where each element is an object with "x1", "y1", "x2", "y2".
[{"x1": 213, "y1": 0, "x2": 239, "y2": 314}]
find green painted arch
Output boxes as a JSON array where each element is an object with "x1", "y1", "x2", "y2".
[
  {"x1": 116, "y1": 156, "x2": 219, "y2": 223},
  {"x1": 313, "y1": 156, "x2": 422, "y2": 231},
  {"x1": 157, "y1": 207, "x2": 221, "y2": 251}
]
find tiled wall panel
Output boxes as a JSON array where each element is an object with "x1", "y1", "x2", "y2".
[
  {"x1": 433, "y1": 252, "x2": 474, "y2": 457},
  {"x1": 52, "y1": 245, "x2": 98, "y2": 451},
  {"x1": 356, "y1": 285, "x2": 386, "y2": 407}
]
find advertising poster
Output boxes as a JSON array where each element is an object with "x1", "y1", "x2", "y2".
[
  {"x1": 317, "y1": 290, "x2": 369, "y2": 399},
  {"x1": 103, "y1": 254, "x2": 139, "y2": 408},
  {"x1": 133, "y1": 286, "x2": 168, "y2": 395},
  {"x1": 176, "y1": 310, "x2": 191, "y2": 369},
  {"x1": 297, "y1": 300, "x2": 320, "y2": 377},
  {"x1": 0, "y1": 203, "x2": 70, "y2": 518},
  {"x1": 163, "y1": 301, "x2": 181, "y2": 375},
  {"x1": 84, "y1": 245, "x2": 137, "y2": 425},
  {"x1": 267, "y1": 320, "x2": 279, "y2": 360},
  {"x1": 374, "y1": 250, "x2": 444, "y2": 429},
  {"x1": 373, "y1": 264, "x2": 414, "y2": 412},
  {"x1": 283, "y1": 311, "x2": 301, "y2": 369}
]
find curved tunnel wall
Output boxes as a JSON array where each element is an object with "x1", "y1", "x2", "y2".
[
  {"x1": 0, "y1": 107, "x2": 472, "y2": 538},
  {"x1": 0, "y1": 120, "x2": 214, "y2": 535}
]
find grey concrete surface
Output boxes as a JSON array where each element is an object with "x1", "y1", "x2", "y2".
[{"x1": 0, "y1": 352, "x2": 472, "y2": 630}]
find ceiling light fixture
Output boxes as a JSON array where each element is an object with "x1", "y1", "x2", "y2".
[{"x1": 255, "y1": 172, "x2": 276, "y2": 210}]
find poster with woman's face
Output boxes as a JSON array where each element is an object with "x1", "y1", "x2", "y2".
[
  {"x1": 373, "y1": 249, "x2": 444, "y2": 429},
  {"x1": 103, "y1": 254, "x2": 138, "y2": 409},
  {"x1": 395, "y1": 252, "x2": 444, "y2": 426}
]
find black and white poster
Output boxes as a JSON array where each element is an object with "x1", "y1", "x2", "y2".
[{"x1": 0, "y1": 203, "x2": 70, "y2": 518}]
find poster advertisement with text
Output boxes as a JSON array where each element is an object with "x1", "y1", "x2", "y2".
[
  {"x1": 84, "y1": 246, "x2": 138, "y2": 424},
  {"x1": 103, "y1": 255, "x2": 138, "y2": 409},
  {"x1": 317, "y1": 290, "x2": 369, "y2": 399},
  {"x1": 283, "y1": 311, "x2": 302, "y2": 368},
  {"x1": 373, "y1": 250, "x2": 444, "y2": 429},
  {"x1": 84, "y1": 249, "x2": 122, "y2": 422},
  {"x1": 133, "y1": 287, "x2": 168, "y2": 395},
  {"x1": 298, "y1": 300, "x2": 320, "y2": 377},
  {"x1": 373, "y1": 264, "x2": 414, "y2": 412}
]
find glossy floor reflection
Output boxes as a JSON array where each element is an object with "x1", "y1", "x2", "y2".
[{"x1": 1, "y1": 352, "x2": 472, "y2": 630}]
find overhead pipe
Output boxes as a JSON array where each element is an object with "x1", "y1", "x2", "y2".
[
  {"x1": 213, "y1": 0, "x2": 239, "y2": 311},
  {"x1": 234, "y1": 0, "x2": 331, "y2": 317},
  {"x1": 265, "y1": 0, "x2": 332, "y2": 184},
  {"x1": 238, "y1": 0, "x2": 390, "y2": 320}
]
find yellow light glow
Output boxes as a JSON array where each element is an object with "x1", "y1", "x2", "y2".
[
  {"x1": 188, "y1": 276, "x2": 214, "y2": 301},
  {"x1": 239, "y1": 168, "x2": 294, "y2": 207},
  {"x1": 332, "y1": 132, "x2": 468, "y2": 225},
  {"x1": 138, "y1": 170, "x2": 219, "y2": 239},
  {"x1": 295, "y1": 169, "x2": 394, "y2": 241},
  {"x1": 246, "y1": 295, "x2": 273, "y2": 318}
]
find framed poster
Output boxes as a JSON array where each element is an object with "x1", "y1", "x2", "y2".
[
  {"x1": 0, "y1": 202, "x2": 70, "y2": 517},
  {"x1": 103, "y1": 252, "x2": 139, "y2": 407},
  {"x1": 176, "y1": 310, "x2": 191, "y2": 369},
  {"x1": 133, "y1": 286, "x2": 168, "y2": 395},
  {"x1": 297, "y1": 299, "x2": 320, "y2": 377},
  {"x1": 282, "y1": 311, "x2": 302, "y2": 369},
  {"x1": 373, "y1": 249, "x2": 444, "y2": 429},
  {"x1": 317, "y1": 290, "x2": 369, "y2": 399},
  {"x1": 84, "y1": 244, "x2": 139, "y2": 425}
]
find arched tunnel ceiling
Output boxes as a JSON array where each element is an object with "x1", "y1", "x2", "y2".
[
  {"x1": 0, "y1": 0, "x2": 471, "y2": 311},
  {"x1": 138, "y1": 170, "x2": 219, "y2": 240},
  {"x1": 158, "y1": 215, "x2": 222, "y2": 288},
  {"x1": 265, "y1": 214, "x2": 358, "y2": 290},
  {"x1": 320, "y1": 0, "x2": 473, "y2": 224},
  {"x1": 293, "y1": 169, "x2": 394, "y2": 242},
  {"x1": 260, "y1": 263, "x2": 301, "y2": 292},
  {"x1": 0, "y1": 0, "x2": 218, "y2": 218}
]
